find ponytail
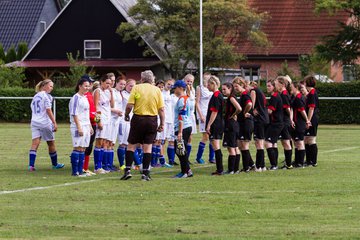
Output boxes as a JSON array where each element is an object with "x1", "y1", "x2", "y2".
[{"x1": 35, "y1": 79, "x2": 52, "y2": 93}]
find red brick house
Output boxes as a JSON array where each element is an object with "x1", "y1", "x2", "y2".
[{"x1": 236, "y1": 0, "x2": 349, "y2": 82}]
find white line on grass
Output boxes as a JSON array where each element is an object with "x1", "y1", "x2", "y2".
[
  {"x1": 320, "y1": 146, "x2": 359, "y2": 154},
  {"x1": 0, "y1": 165, "x2": 214, "y2": 196}
]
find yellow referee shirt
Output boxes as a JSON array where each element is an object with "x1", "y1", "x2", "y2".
[{"x1": 128, "y1": 83, "x2": 164, "y2": 116}]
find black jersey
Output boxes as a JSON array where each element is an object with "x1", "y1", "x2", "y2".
[
  {"x1": 237, "y1": 91, "x2": 253, "y2": 123},
  {"x1": 280, "y1": 90, "x2": 291, "y2": 126},
  {"x1": 268, "y1": 92, "x2": 283, "y2": 124},
  {"x1": 206, "y1": 90, "x2": 224, "y2": 128},
  {"x1": 225, "y1": 95, "x2": 237, "y2": 120},
  {"x1": 306, "y1": 88, "x2": 319, "y2": 125},
  {"x1": 292, "y1": 93, "x2": 306, "y2": 131},
  {"x1": 251, "y1": 87, "x2": 269, "y2": 124}
]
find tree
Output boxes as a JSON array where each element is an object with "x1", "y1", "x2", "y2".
[
  {"x1": 314, "y1": 0, "x2": 360, "y2": 79},
  {"x1": 117, "y1": 0, "x2": 269, "y2": 78},
  {"x1": 0, "y1": 60, "x2": 26, "y2": 88},
  {"x1": 0, "y1": 43, "x2": 5, "y2": 62},
  {"x1": 5, "y1": 45, "x2": 17, "y2": 63},
  {"x1": 298, "y1": 52, "x2": 330, "y2": 78},
  {"x1": 277, "y1": 60, "x2": 296, "y2": 80},
  {"x1": 16, "y1": 42, "x2": 28, "y2": 60},
  {"x1": 62, "y1": 51, "x2": 88, "y2": 86}
]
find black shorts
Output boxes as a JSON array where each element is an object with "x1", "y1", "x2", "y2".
[
  {"x1": 237, "y1": 119, "x2": 253, "y2": 141},
  {"x1": 209, "y1": 125, "x2": 223, "y2": 140},
  {"x1": 291, "y1": 127, "x2": 305, "y2": 142},
  {"x1": 128, "y1": 115, "x2": 158, "y2": 144},
  {"x1": 253, "y1": 121, "x2": 267, "y2": 140},
  {"x1": 305, "y1": 124, "x2": 318, "y2": 137},
  {"x1": 223, "y1": 119, "x2": 238, "y2": 148},
  {"x1": 278, "y1": 124, "x2": 292, "y2": 140},
  {"x1": 265, "y1": 123, "x2": 283, "y2": 144}
]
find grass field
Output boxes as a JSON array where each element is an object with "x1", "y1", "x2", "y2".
[{"x1": 0, "y1": 123, "x2": 359, "y2": 239}]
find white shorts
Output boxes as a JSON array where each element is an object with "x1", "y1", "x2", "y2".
[
  {"x1": 95, "y1": 123, "x2": 111, "y2": 140},
  {"x1": 31, "y1": 124, "x2": 55, "y2": 141},
  {"x1": 118, "y1": 121, "x2": 130, "y2": 145},
  {"x1": 156, "y1": 122, "x2": 174, "y2": 142},
  {"x1": 198, "y1": 121, "x2": 206, "y2": 133},
  {"x1": 191, "y1": 114, "x2": 197, "y2": 134},
  {"x1": 71, "y1": 125, "x2": 91, "y2": 148},
  {"x1": 110, "y1": 119, "x2": 121, "y2": 144}
]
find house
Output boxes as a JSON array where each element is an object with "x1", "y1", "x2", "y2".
[
  {"x1": 235, "y1": 0, "x2": 349, "y2": 82},
  {"x1": 0, "y1": 0, "x2": 61, "y2": 52},
  {"x1": 10, "y1": 0, "x2": 168, "y2": 86}
]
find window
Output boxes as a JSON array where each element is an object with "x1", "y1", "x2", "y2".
[
  {"x1": 343, "y1": 65, "x2": 358, "y2": 81},
  {"x1": 240, "y1": 65, "x2": 261, "y2": 81},
  {"x1": 84, "y1": 40, "x2": 101, "y2": 59}
]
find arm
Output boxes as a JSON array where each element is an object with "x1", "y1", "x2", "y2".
[
  {"x1": 109, "y1": 89, "x2": 114, "y2": 108},
  {"x1": 124, "y1": 103, "x2": 134, "y2": 121},
  {"x1": 73, "y1": 115, "x2": 83, "y2": 136},
  {"x1": 195, "y1": 87, "x2": 205, "y2": 123},
  {"x1": 307, "y1": 108, "x2": 314, "y2": 123},
  {"x1": 250, "y1": 90, "x2": 256, "y2": 110},
  {"x1": 229, "y1": 97, "x2": 242, "y2": 119},
  {"x1": 177, "y1": 119, "x2": 184, "y2": 141},
  {"x1": 300, "y1": 109, "x2": 311, "y2": 129},
  {"x1": 157, "y1": 107, "x2": 165, "y2": 132},
  {"x1": 206, "y1": 111, "x2": 218, "y2": 135},
  {"x1": 46, "y1": 108, "x2": 57, "y2": 132}
]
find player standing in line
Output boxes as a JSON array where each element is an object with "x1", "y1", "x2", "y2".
[
  {"x1": 184, "y1": 74, "x2": 197, "y2": 162},
  {"x1": 109, "y1": 75, "x2": 124, "y2": 171},
  {"x1": 117, "y1": 79, "x2": 139, "y2": 170},
  {"x1": 93, "y1": 74, "x2": 114, "y2": 174},
  {"x1": 221, "y1": 83, "x2": 242, "y2": 174},
  {"x1": 275, "y1": 76, "x2": 293, "y2": 169},
  {"x1": 173, "y1": 80, "x2": 193, "y2": 178},
  {"x1": 206, "y1": 76, "x2": 224, "y2": 175},
  {"x1": 265, "y1": 79, "x2": 284, "y2": 170},
  {"x1": 233, "y1": 77, "x2": 254, "y2": 173},
  {"x1": 28, "y1": 79, "x2": 65, "y2": 171},
  {"x1": 290, "y1": 82, "x2": 311, "y2": 167},
  {"x1": 170, "y1": 87, "x2": 180, "y2": 165},
  {"x1": 249, "y1": 81, "x2": 269, "y2": 172},
  {"x1": 304, "y1": 75, "x2": 319, "y2": 167},
  {"x1": 195, "y1": 72, "x2": 215, "y2": 164},
  {"x1": 69, "y1": 78, "x2": 93, "y2": 177}
]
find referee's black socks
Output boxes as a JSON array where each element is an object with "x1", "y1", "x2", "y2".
[
  {"x1": 234, "y1": 154, "x2": 241, "y2": 172},
  {"x1": 214, "y1": 149, "x2": 223, "y2": 173},
  {"x1": 256, "y1": 149, "x2": 265, "y2": 168},
  {"x1": 142, "y1": 153, "x2": 152, "y2": 176},
  {"x1": 125, "y1": 150, "x2": 134, "y2": 172}
]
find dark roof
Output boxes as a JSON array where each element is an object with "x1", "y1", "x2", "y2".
[
  {"x1": 235, "y1": 0, "x2": 349, "y2": 56},
  {"x1": 0, "y1": 0, "x2": 60, "y2": 51}
]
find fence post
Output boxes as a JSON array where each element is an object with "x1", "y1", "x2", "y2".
[{"x1": 53, "y1": 98, "x2": 56, "y2": 120}]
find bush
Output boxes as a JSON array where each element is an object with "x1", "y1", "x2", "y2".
[{"x1": 0, "y1": 87, "x2": 74, "y2": 122}]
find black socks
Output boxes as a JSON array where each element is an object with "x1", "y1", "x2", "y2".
[
  {"x1": 284, "y1": 149, "x2": 292, "y2": 166},
  {"x1": 234, "y1": 154, "x2": 241, "y2": 172},
  {"x1": 215, "y1": 149, "x2": 223, "y2": 173},
  {"x1": 256, "y1": 149, "x2": 265, "y2": 168},
  {"x1": 228, "y1": 155, "x2": 236, "y2": 172},
  {"x1": 125, "y1": 150, "x2": 134, "y2": 171}
]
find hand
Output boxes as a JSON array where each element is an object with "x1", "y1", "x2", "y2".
[
  {"x1": 118, "y1": 111, "x2": 123, "y2": 117},
  {"x1": 157, "y1": 124, "x2": 164, "y2": 132},
  {"x1": 200, "y1": 116, "x2": 205, "y2": 123},
  {"x1": 177, "y1": 132, "x2": 183, "y2": 141},
  {"x1": 52, "y1": 123, "x2": 58, "y2": 132},
  {"x1": 206, "y1": 126, "x2": 211, "y2": 135},
  {"x1": 245, "y1": 113, "x2": 251, "y2": 118},
  {"x1": 125, "y1": 115, "x2": 130, "y2": 122},
  {"x1": 78, "y1": 128, "x2": 84, "y2": 137},
  {"x1": 98, "y1": 122, "x2": 103, "y2": 130},
  {"x1": 291, "y1": 120, "x2": 295, "y2": 129},
  {"x1": 253, "y1": 109, "x2": 259, "y2": 116},
  {"x1": 306, "y1": 121, "x2": 312, "y2": 129},
  {"x1": 231, "y1": 115, "x2": 237, "y2": 121}
]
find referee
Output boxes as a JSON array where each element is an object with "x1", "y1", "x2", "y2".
[{"x1": 120, "y1": 70, "x2": 165, "y2": 181}]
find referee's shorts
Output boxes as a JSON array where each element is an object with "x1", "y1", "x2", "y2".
[{"x1": 128, "y1": 114, "x2": 158, "y2": 145}]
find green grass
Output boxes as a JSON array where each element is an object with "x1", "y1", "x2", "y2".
[{"x1": 0, "y1": 123, "x2": 359, "y2": 239}]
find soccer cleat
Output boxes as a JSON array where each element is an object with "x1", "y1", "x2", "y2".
[
  {"x1": 280, "y1": 165, "x2": 293, "y2": 170},
  {"x1": 141, "y1": 174, "x2": 152, "y2": 181},
  {"x1": 211, "y1": 171, "x2": 224, "y2": 176},
  {"x1": 173, "y1": 172, "x2": 188, "y2": 178},
  {"x1": 187, "y1": 169, "x2": 194, "y2": 177},
  {"x1": 85, "y1": 169, "x2": 96, "y2": 176},
  {"x1": 255, "y1": 168, "x2": 262, "y2": 172},
  {"x1": 94, "y1": 168, "x2": 107, "y2": 174},
  {"x1": 224, "y1": 171, "x2": 234, "y2": 175},
  {"x1": 28, "y1": 166, "x2": 36, "y2": 172},
  {"x1": 162, "y1": 162, "x2": 173, "y2": 168},
  {"x1": 119, "y1": 165, "x2": 125, "y2": 171},
  {"x1": 52, "y1": 163, "x2": 65, "y2": 169},
  {"x1": 120, "y1": 170, "x2": 132, "y2": 180},
  {"x1": 234, "y1": 170, "x2": 240, "y2": 174},
  {"x1": 78, "y1": 173, "x2": 88, "y2": 178},
  {"x1": 269, "y1": 166, "x2": 278, "y2": 171},
  {"x1": 196, "y1": 158, "x2": 205, "y2": 164},
  {"x1": 110, "y1": 165, "x2": 119, "y2": 172},
  {"x1": 261, "y1": 167, "x2": 267, "y2": 172},
  {"x1": 249, "y1": 164, "x2": 256, "y2": 171},
  {"x1": 209, "y1": 159, "x2": 216, "y2": 164},
  {"x1": 312, "y1": 163, "x2": 318, "y2": 167}
]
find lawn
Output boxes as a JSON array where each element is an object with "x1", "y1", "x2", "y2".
[{"x1": 0, "y1": 123, "x2": 359, "y2": 239}]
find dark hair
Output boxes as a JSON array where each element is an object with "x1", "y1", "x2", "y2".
[
  {"x1": 156, "y1": 80, "x2": 165, "y2": 86},
  {"x1": 222, "y1": 82, "x2": 235, "y2": 97},
  {"x1": 292, "y1": 81, "x2": 301, "y2": 91},
  {"x1": 100, "y1": 74, "x2": 109, "y2": 83},
  {"x1": 267, "y1": 79, "x2": 275, "y2": 87},
  {"x1": 75, "y1": 78, "x2": 90, "y2": 93},
  {"x1": 304, "y1": 75, "x2": 316, "y2": 87},
  {"x1": 116, "y1": 76, "x2": 126, "y2": 83}
]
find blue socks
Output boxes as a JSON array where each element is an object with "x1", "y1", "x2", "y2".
[
  {"x1": 134, "y1": 150, "x2": 142, "y2": 166},
  {"x1": 108, "y1": 149, "x2": 114, "y2": 169},
  {"x1": 70, "y1": 150, "x2": 80, "y2": 175},
  {"x1": 78, "y1": 151, "x2": 85, "y2": 174},
  {"x1": 136, "y1": 147, "x2": 143, "y2": 162},
  {"x1": 49, "y1": 151, "x2": 58, "y2": 166},
  {"x1": 151, "y1": 146, "x2": 157, "y2": 166},
  {"x1": 209, "y1": 144, "x2": 215, "y2": 161},
  {"x1": 117, "y1": 146, "x2": 126, "y2": 166},
  {"x1": 167, "y1": 145, "x2": 175, "y2": 164},
  {"x1": 29, "y1": 150, "x2": 37, "y2": 167},
  {"x1": 94, "y1": 147, "x2": 102, "y2": 170},
  {"x1": 196, "y1": 142, "x2": 206, "y2": 161},
  {"x1": 186, "y1": 144, "x2": 192, "y2": 159}
]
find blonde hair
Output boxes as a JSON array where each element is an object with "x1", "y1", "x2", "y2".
[
  {"x1": 35, "y1": 79, "x2": 52, "y2": 93},
  {"x1": 208, "y1": 75, "x2": 221, "y2": 88},
  {"x1": 232, "y1": 76, "x2": 246, "y2": 88},
  {"x1": 93, "y1": 81, "x2": 100, "y2": 90}
]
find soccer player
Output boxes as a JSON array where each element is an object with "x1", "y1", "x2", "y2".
[
  {"x1": 195, "y1": 72, "x2": 215, "y2": 164},
  {"x1": 290, "y1": 82, "x2": 311, "y2": 167},
  {"x1": 93, "y1": 74, "x2": 114, "y2": 174},
  {"x1": 233, "y1": 77, "x2": 254, "y2": 173},
  {"x1": 117, "y1": 79, "x2": 137, "y2": 170},
  {"x1": 173, "y1": 80, "x2": 193, "y2": 178},
  {"x1": 249, "y1": 81, "x2": 269, "y2": 172},
  {"x1": 184, "y1": 74, "x2": 197, "y2": 161},
  {"x1": 206, "y1": 76, "x2": 224, "y2": 175},
  {"x1": 275, "y1": 76, "x2": 293, "y2": 169},
  {"x1": 265, "y1": 79, "x2": 284, "y2": 170},
  {"x1": 221, "y1": 82, "x2": 242, "y2": 174},
  {"x1": 69, "y1": 78, "x2": 94, "y2": 177},
  {"x1": 28, "y1": 79, "x2": 65, "y2": 171},
  {"x1": 304, "y1": 75, "x2": 319, "y2": 167},
  {"x1": 109, "y1": 75, "x2": 124, "y2": 171}
]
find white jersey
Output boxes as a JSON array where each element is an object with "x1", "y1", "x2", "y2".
[
  {"x1": 111, "y1": 88, "x2": 123, "y2": 121},
  {"x1": 121, "y1": 90, "x2": 133, "y2": 118},
  {"x1": 196, "y1": 85, "x2": 213, "y2": 119},
  {"x1": 30, "y1": 91, "x2": 53, "y2": 128},
  {"x1": 188, "y1": 87, "x2": 196, "y2": 114},
  {"x1": 163, "y1": 90, "x2": 174, "y2": 123},
  {"x1": 171, "y1": 93, "x2": 178, "y2": 110},
  {"x1": 94, "y1": 88, "x2": 111, "y2": 124},
  {"x1": 69, "y1": 93, "x2": 90, "y2": 128}
]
